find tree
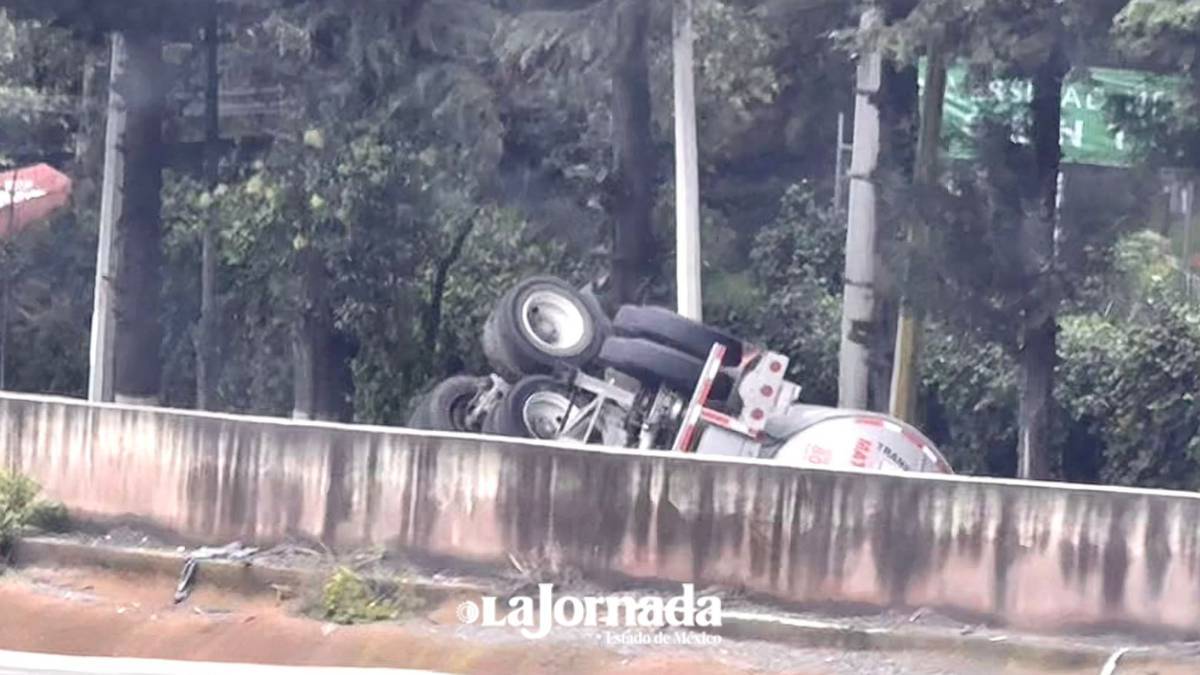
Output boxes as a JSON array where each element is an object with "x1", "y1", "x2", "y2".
[
  {"x1": 9, "y1": 0, "x2": 1197, "y2": 491},
  {"x1": 1059, "y1": 229, "x2": 1200, "y2": 488},
  {"x1": 877, "y1": 0, "x2": 1132, "y2": 478},
  {"x1": 1112, "y1": 0, "x2": 1200, "y2": 169},
  {"x1": 888, "y1": 44, "x2": 945, "y2": 423},
  {"x1": 195, "y1": 0, "x2": 220, "y2": 411},
  {"x1": 110, "y1": 30, "x2": 166, "y2": 404},
  {"x1": 1017, "y1": 42, "x2": 1069, "y2": 479},
  {"x1": 1115, "y1": 0, "x2": 1200, "y2": 78},
  {"x1": 0, "y1": 1, "x2": 218, "y2": 405},
  {"x1": 609, "y1": 0, "x2": 656, "y2": 306}
]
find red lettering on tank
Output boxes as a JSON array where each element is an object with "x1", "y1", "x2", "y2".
[
  {"x1": 807, "y1": 445, "x2": 832, "y2": 465},
  {"x1": 852, "y1": 438, "x2": 873, "y2": 468}
]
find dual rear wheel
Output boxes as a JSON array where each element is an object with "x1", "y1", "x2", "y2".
[
  {"x1": 407, "y1": 375, "x2": 487, "y2": 433},
  {"x1": 482, "y1": 375, "x2": 575, "y2": 440},
  {"x1": 411, "y1": 275, "x2": 748, "y2": 440},
  {"x1": 482, "y1": 276, "x2": 608, "y2": 380}
]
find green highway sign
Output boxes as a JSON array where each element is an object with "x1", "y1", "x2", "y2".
[{"x1": 920, "y1": 61, "x2": 1185, "y2": 167}]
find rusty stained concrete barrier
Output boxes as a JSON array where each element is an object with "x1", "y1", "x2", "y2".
[{"x1": 2, "y1": 391, "x2": 1200, "y2": 638}]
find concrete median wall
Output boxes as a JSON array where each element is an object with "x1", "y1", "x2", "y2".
[{"x1": 3, "y1": 391, "x2": 1200, "y2": 638}]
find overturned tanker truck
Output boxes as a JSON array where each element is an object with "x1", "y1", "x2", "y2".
[{"x1": 410, "y1": 275, "x2": 953, "y2": 475}]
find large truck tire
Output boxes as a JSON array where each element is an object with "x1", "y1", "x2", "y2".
[
  {"x1": 482, "y1": 276, "x2": 608, "y2": 380},
  {"x1": 613, "y1": 305, "x2": 744, "y2": 366},
  {"x1": 484, "y1": 375, "x2": 576, "y2": 440},
  {"x1": 598, "y1": 337, "x2": 732, "y2": 399},
  {"x1": 406, "y1": 395, "x2": 432, "y2": 430},
  {"x1": 422, "y1": 375, "x2": 486, "y2": 433}
]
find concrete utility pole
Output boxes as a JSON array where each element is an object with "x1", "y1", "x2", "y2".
[
  {"x1": 88, "y1": 34, "x2": 127, "y2": 403},
  {"x1": 673, "y1": 0, "x2": 703, "y2": 321},
  {"x1": 889, "y1": 48, "x2": 947, "y2": 422},
  {"x1": 833, "y1": 112, "x2": 852, "y2": 219},
  {"x1": 837, "y1": 7, "x2": 884, "y2": 411}
]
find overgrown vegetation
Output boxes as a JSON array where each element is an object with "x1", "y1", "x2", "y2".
[
  {"x1": 0, "y1": 471, "x2": 39, "y2": 553},
  {"x1": 25, "y1": 499, "x2": 70, "y2": 533},
  {"x1": 0, "y1": 471, "x2": 68, "y2": 555},
  {"x1": 316, "y1": 566, "x2": 425, "y2": 625}
]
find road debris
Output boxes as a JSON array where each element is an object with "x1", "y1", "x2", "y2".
[
  {"x1": 1100, "y1": 646, "x2": 1136, "y2": 675},
  {"x1": 173, "y1": 541, "x2": 260, "y2": 604},
  {"x1": 173, "y1": 558, "x2": 198, "y2": 604}
]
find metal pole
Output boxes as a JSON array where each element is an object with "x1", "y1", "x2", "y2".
[
  {"x1": 673, "y1": 0, "x2": 703, "y2": 321},
  {"x1": 88, "y1": 34, "x2": 126, "y2": 403}
]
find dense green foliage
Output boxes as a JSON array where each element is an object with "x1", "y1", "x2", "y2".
[
  {"x1": 0, "y1": 1, "x2": 1198, "y2": 489},
  {"x1": 0, "y1": 470, "x2": 39, "y2": 551},
  {"x1": 0, "y1": 471, "x2": 65, "y2": 550}
]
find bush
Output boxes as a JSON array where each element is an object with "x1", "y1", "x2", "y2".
[
  {"x1": 1059, "y1": 307, "x2": 1200, "y2": 489},
  {"x1": 26, "y1": 500, "x2": 70, "y2": 533},
  {"x1": 708, "y1": 184, "x2": 844, "y2": 406},
  {"x1": 922, "y1": 329, "x2": 1019, "y2": 476},
  {"x1": 319, "y1": 566, "x2": 425, "y2": 625},
  {"x1": 0, "y1": 471, "x2": 41, "y2": 552},
  {"x1": 919, "y1": 305, "x2": 1200, "y2": 487}
]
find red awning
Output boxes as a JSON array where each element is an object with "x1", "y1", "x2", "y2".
[{"x1": 0, "y1": 164, "x2": 73, "y2": 240}]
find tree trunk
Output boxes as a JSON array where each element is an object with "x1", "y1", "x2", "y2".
[
  {"x1": 610, "y1": 0, "x2": 655, "y2": 306},
  {"x1": 112, "y1": 32, "x2": 166, "y2": 406},
  {"x1": 1017, "y1": 52, "x2": 1068, "y2": 480},
  {"x1": 196, "y1": 0, "x2": 221, "y2": 411},
  {"x1": 291, "y1": 248, "x2": 354, "y2": 422},
  {"x1": 837, "y1": 7, "x2": 884, "y2": 411},
  {"x1": 868, "y1": 298, "x2": 896, "y2": 412},
  {"x1": 869, "y1": 50, "x2": 920, "y2": 413},
  {"x1": 424, "y1": 215, "x2": 477, "y2": 354},
  {"x1": 292, "y1": 248, "x2": 329, "y2": 421},
  {"x1": 889, "y1": 46, "x2": 946, "y2": 422},
  {"x1": 73, "y1": 48, "x2": 102, "y2": 177},
  {"x1": 673, "y1": 0, "x2": 702, "y2": 321}
]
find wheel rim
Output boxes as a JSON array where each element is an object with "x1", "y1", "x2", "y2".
[
  {"x1": 519, "y1": 289, "x2": 589, "y2": 356},
  {"x1": 521, "y1": 390, "x2": 573, "y2": 439},
  {"x1": 449, "y1": 392, "x2": 476, "y2": 431}
]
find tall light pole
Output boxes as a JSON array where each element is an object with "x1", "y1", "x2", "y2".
[
  {"x1": 88, "y1": 34, "x2": 126, "y2": 403},
  {"x1": 673, "y1": 0, "x2": 702, "y2": 321}
]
